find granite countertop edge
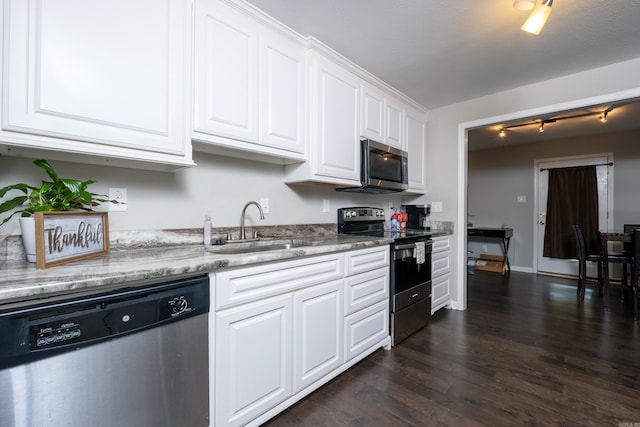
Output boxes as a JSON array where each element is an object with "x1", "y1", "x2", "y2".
[{"x1": 0, "y1": 236, "x2": 394, "y2": 305}]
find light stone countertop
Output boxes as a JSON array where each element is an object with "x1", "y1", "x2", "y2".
[{"x1": 0, "y1": 235, "x2": 392, "y2": 306}]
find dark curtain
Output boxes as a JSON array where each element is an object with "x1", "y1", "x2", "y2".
[{"x1": 543, "y1": 165, "x2": 599, "y2": 259}]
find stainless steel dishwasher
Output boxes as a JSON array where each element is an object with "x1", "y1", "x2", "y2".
[{"x1": 0, "y1": 274, "x2": 210, "y2": 427}]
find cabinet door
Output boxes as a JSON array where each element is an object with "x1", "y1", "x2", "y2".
[
  {"x1": 194, "y1": 0, "x2": 259, "y2": 142},
  {"x1": 308, "y1": 53, "x2": 360, "y2": 182},
  {"x1": 360, "y1": 84, "x2": 385, "y2": 142},
  {"x1": 432, "y1": 273, "x2": 450, "y2": 314},
  {"x1": 3, "y1": 0, "x2": 190, "y2": 158},
  {"x1": 385, "y1": 96, "x2": 404, "y2": 150},
  {"x1": 293, "y1": 280, "x2": 343, "y2": 392},
  {"x1": 215, "y1": 294, "x2": 293, "y2": 427},
  {"x1": 260, "y1": 27, "x2": 305, "y2": 153},
  {"x1": 405, "y1": 106, "x2": 427, "y2": 193}
]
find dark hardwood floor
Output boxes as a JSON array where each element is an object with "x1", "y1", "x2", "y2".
[{"x1": 262, "y1": 271, "x2": 640, "y2": 426}]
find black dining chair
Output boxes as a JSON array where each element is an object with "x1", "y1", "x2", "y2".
[
  {"x1": 574, "y1": 224, "x2": 603, "y2": 300},
  {"x1": 574, "y1": 224, "x2": 633, "y2": 303},
  {"x1": 623, "y1": 224, "x2": 640, "y2": 252}
]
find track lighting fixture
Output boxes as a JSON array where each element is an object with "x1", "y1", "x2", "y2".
[
  {"x1": 496, "y1": 108, "x2": 613, "y2": 138},
  {"x1": 521, "y1": 0, "x2": 553, "y2": 35},
  {"x1": 600, "y1": 111, "x2": 608, "y2": 123}
]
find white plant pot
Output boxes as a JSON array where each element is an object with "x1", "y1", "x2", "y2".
[{"x1": 19, "y1": 216, "x2": 36, "y2": 263}]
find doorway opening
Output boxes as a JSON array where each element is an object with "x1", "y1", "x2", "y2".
[{"x1": 456, "y1": 88, "x2": 640, "y2": 312}]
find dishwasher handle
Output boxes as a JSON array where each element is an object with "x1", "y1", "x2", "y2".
[{"x1": 0, "y1": 275, "x2": 210, "y2": 370}]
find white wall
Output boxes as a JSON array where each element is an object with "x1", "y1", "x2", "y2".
[
  {"x1": 0, "y1": 152, "x2": 425, "y2": 237},
  {"x1": 426, "y1": 56, "x2": 640, "y2": 310}
]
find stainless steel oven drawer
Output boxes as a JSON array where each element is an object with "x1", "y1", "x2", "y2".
[
  {"x1": 393, "y1": 282, "x2": 431, "y2": 312},
  {"x1": 391, "y1": 296, "x2": 431, "y2": 345}
]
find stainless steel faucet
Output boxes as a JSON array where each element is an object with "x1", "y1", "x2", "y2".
[{"x1": 239, "y1": 201, "x2": 265, "y2": 240}]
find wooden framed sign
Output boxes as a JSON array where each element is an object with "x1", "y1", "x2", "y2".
[{"x1": 34, "y1": 211, "x2": 110, "y2": 269}]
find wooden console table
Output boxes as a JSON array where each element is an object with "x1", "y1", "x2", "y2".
[{"x1": 468, "y1": 227, "x2": 514, "y2": 272}]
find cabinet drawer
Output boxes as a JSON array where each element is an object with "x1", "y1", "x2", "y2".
[
  {"x1": 431, "y1": 236, "x2": 451, "y2": 253},
  {"x1": 344, "y1": 267, "x2": 389, "y2": 316},
  {"x1": 345, "y1": 245, "x2": 390, "y2": 276},
  {"x1": 432, "y1": 250, "x2": 451, "y2": 278},
  {"x1": 344, "y1": 300, "x2": 389, "y2": 362},
  {"x1": 214, "y1": 253, "x2": 343, "y2": 309}
]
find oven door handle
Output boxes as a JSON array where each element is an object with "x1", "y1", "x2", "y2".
[{"x1": 394, "y1": 242, "x2": 433, "y2": 251}]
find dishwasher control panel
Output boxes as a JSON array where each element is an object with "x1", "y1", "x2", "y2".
[{"x1": 0, "y1": 275, "x2": 210, "y2": 370}]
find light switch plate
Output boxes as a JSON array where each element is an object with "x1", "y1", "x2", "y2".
[
  {"x1": 322, "y1": 200, "x2": 330, "y2": 213},
  {"x1": 260, "y1": 198, "x2": 270, "y2": 214}
]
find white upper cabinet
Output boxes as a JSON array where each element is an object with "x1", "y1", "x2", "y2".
[
  {"x1": 405, "y1": 105, "x2": 427, "y2": 193},
  {"x1": 285, "y1": 50, "x2": 360, "y2": 185},
  {"x1": 1, "y1": 0, "x2": 193, "y2": 169},
  {"x1": 385, "y1": 96, "x2": 404, "y2": 150},
  {"x1": 360, "y1": 83, "x2": 404, "y2": 150},
  {"x1": 360, "y1": 84, "x2": 385, "y2": 142},
  {"x1": 193, "y1": 0, "x2": 305, "y2": 162},
  {"x1": 259, "y1": 27, "x2": 305, "y2": 153},
  {"x1": 194, "y1": 0, "x2": 259, "y2": 143}
]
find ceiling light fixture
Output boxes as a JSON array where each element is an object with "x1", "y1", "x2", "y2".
[
  {"x1": 499, "y1": 128, "x2": 506, "y2": 138},
  {"x1": 513, "y1": 0, "x2": 536, "y2": 11},
  {"x1": 539, "y1": 122, "x2": 545, "y2": 132},
  {"x1": 521, "y1": 0, "x2": 553, "y2": 35}
]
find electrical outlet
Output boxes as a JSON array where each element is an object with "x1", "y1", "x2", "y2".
[
  {"x1": 109, "y1": 188, "x2": 127, "y2": 212},
  {"x1": 482, "y1": 245, "x2": 488, "y2": 253},
  {"x1": 517, "y1": 195, "x2": 526, "y2": 203},
  {"x1": 431, "y1": 201, "x2": 443, "y2": 212},
  {"x1": 260, "y1": 198, "x2": 270, "y2": 214},
  {"x1": 322, "y1": 199, "x2": 330, "y2": 213}
]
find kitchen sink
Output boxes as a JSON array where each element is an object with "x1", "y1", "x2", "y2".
[{"x1": 205, "y1": 239, "x2": 311, "y2": 255}]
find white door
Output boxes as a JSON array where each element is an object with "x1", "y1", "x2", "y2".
[{"x1": 535, "y1": 154, "x2": 612, "y2": 276}]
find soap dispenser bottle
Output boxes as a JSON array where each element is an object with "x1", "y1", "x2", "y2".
[{"x1": 204, "y1": 215, "x2": 212, "y2": 245}]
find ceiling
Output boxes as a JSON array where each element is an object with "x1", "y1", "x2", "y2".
[{"x1": 244, "y1": 0, "x2": 640, "y2": 148}]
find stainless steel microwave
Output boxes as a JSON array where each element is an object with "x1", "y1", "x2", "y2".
[{"x1": 337, "y1": 139, "x2": 408, "y2": 193}]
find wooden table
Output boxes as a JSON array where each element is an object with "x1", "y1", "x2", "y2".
[{"x1": 600, "y1": 230, "x2": 632, "y2": 310}]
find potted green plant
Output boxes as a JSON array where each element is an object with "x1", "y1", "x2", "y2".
[{"x1": 0, "y1": 159, "x2": 119, "y2": 262}]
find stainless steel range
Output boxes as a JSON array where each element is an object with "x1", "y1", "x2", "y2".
[{"x1": 338, "y1": 207, "x2": 433, "y2": 346}]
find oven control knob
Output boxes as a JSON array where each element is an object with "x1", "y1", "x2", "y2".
[{"x1": 349, "y1": 210, "x2": 357, "y2": 217}]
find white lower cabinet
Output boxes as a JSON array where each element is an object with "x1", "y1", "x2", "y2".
[
  {"x1": 211, "y1": 245, "x2": 390, "y2": 426},
  {"x1": 431, "y1": 235, "x2": 451, "y2": 313},
  {"x1": 293, "y1": 280, "x2": 343, "y2": 392},
  {"x1": 214, "y1": 294, "x2": 293, "y2": 427}
]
